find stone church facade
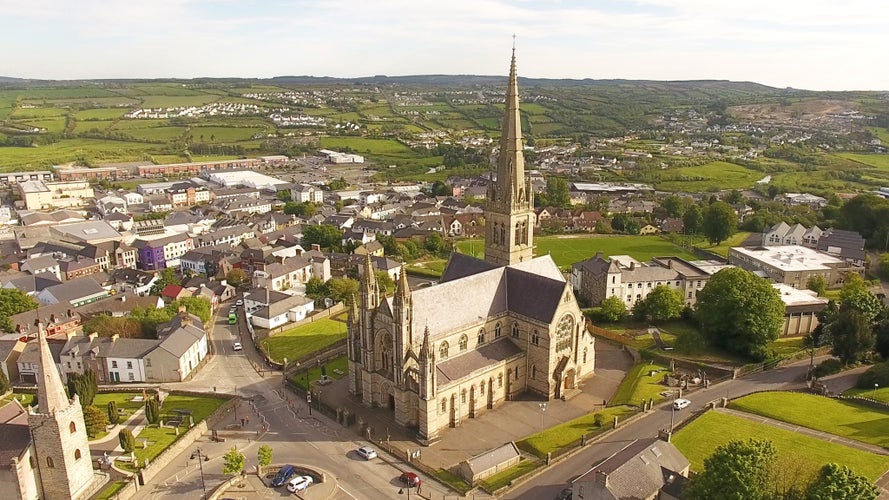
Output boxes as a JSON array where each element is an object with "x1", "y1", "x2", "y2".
[{"x1": 347, "y1": 51, "x2": 596, "y2": 443}]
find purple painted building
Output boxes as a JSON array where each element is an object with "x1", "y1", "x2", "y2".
[{"x1": 134, "y1": 240, "x2": 166, "y2": 271}]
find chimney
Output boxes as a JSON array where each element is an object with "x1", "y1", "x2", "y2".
[
  {"x1": 88, "y1": 332, "x2": 98, "y2": 341},
  {"x1": 630, "y1": 262, "x2": 635, "y2": 270},
  {"x1": 66, "y1": 331, "x2": 77, "y2": 340},
  {"x1": 596, "y1": 251, "x2": 604, "y2": 260},
  {"x1": 111, "y1": 334, "x2": 119, "y2": 342},
  {"x1": 667, "y1": 259, "x2": 672, "y2": 269},
  {"x1": 67, "y1": 308, "x2": 74, "y2": 318},
  {"x1": 121, "y1": 295, "x2": 127, "y2": 302},
  {"x1": 49, "y1": 314, "x2": 56, "y2": 323},
  {"x1": 311, "y1": 244, "x2": 321, "y2": 252}
]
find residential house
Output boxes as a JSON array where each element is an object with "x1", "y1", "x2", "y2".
[
  {"x1": 16, "y1": 336, "x2": 65, "y2": 383},
  {"x1": 211, "y1": 195, "x2": 272, "y2": 216},
  {"x1": 105, "y1": 337, "x2": 157, "y2": 383},
  {"x1": 146, "y1": 311, "x2": 209, "y2": 382},
  {"x1": 0, "y1": 339, "x2": 25, "y2": 384},
  {"x1": 762, "y1": 222, "x2": 821, "y2": 247},
  {"x1": 571, "y1": 437, "x2": 689, "y2": 500},
  {"x1": 77, "y1": 294, "x2": 164, "y2": 320},
  {"x1": 291, "y1": 184, "x2": 324, "y2": 204},
  {"x1": 2, "y1": 272, "x2": 62, "y2": 297},
  {"x1": 57, "y1": 256, "x2": 102, "y2": 281},
  {"x1": 165, "y1": 182, "x2": 211, "y2": 207},
  {"x1": 250, "y1": 294, "x2": 315, "y2": 329},
  {"x1": 193, "y1": 224, "x2": 255, "y2": 248},
  {"x1": 134, "y1": 232, "x2": 194, "y2": 271},
  {"x1": 19, "y1": 255, "x2": 61, "y2": 280},
  {"x1": 58, "y1": 332, "x2": 106, "y2": 383},
  {"x1": 37, "y1": 276, "x2": 110, "y2": 307},
  {"x1": 110, "y1": 268, "x2": 158, "y2": 296},
  {"x1": 9, "y1": 302, "x2": 82, "y2": 338},
  {"x1": 253, "y1": 256, "x2": 313, "y2": 292}
]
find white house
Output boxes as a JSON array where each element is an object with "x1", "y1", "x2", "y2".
[
  {"x1": 250, "y1": 294, "x2": 315, "y2": 329},
  {"x1": 291, "y1": 184, "x2": 324, "y2": 204}
]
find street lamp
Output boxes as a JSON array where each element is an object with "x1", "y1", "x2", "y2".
[
  {"x1": 282, "y1": 357, "x2": 288, "y2": 386},
  {"x1": 538, "y1": 402, "x2": 547, "y2": 430},
  {"x1": 874, "y1": 383, "x2": 880, "y2": 400},
  {"x1": 190, "y1": 448, "x2": 210, "y2": 499},
  {"x1": 399, "y1": 486, "x2": 411, "y2": 499}
]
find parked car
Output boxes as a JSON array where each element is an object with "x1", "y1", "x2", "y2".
[
  {"x1": 399, "y1": 471, "x2": 421, "y2": 487},
  {"x1": 232, "y1": 342, "x2": 242, "y2": 351},
  {"x1": 286, "y1": 475, "x2": 313, "y2": 493},
  {"x1": 236, "y1": 299, "x2": 244, "y2": 306},
  {"x1": 356, "y1": 446, "x2": 377, "y2": 460},
  {"x1": 672, "y1": 398, "x2": 691, "y2": 410},
  {"x1": 557, "y1": 487, "x2": 573, "y2": 500},
  {"x1": 271, "y1": 464, "x2": 296, "y2": 487}
]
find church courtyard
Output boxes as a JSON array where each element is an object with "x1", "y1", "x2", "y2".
[{"x1": 322, "y1": 341, "x2": 633, "y2": 470}]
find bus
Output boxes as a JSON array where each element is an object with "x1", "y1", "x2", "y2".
[{"x1": 228, "y1": 313, "x2": 237, "y2": 324}]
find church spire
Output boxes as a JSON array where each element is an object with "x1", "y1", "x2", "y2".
[
  {"x1": 36, "y1": 321, "x2": 71, "y2": 414},
  {"x1": 419, "y1": 324, "x2": 431, "y2": 360},
  {"x1": 484, "y1": 48, "x2": 535, "y2": 266}
]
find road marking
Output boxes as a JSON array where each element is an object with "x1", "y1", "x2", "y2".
[{"x1": 337, "y1": 484, "x2": 359, "y2": 499}]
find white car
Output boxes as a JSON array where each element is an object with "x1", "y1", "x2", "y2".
[
  {"x1": 236, "y1": 299, "x2": 244, "y2": 306},
  {"x1": 356, "y1": 446, "x2": 377, "y2": 460},
  {"x1": 672, "y1": 398, "x2": 691, "y2": 410},
  {"x1": 232, "y1": 342, "x2": 242, "y2": 351},
  {"x1": 286, "y1": 475, "x2": 313, "y2": 492}
]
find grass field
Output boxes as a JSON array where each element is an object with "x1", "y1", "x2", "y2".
[
  {"x1": 844, "y1": 386, "x2": 889, "y2": 403},
  {"x1": 836, "y1": 152, "x2": 889, "y2": 170},
  {"x1": 690, "y1": 231, "x2": 752, "y2": 257},
  {"x1": 609, "y1": 360, "x2": 672, "y2": 406},
  {"x1": 319, "y1": 136, "x2": 414, "y2": 155},
  {"x1": 518, "y1": 406, "x2": 637, "y2": 457},
  {"x1": 189, "y1": 125, "x2": 268, "y2": 142},
  {"x1": 75, "y1": 108, "x2": 129, "y2": 120},
  {"x1": 456, "y1": 235, "x2": 698, "y2": 269},
  {"x1": 261, "y1": 317, "x2": 347, "y2": 363},
  {"x1": 656, "y1": 161, "x2": 764, "y2": 192},
  {"x1": 729, "y1": 392, "x2": 889, "y2": 448},
  {"x1": 0, "y1": 138, "x2": 157, "y2": 170},
  {"x1": 94, "y1": 481, "x2": 127, "y2": 500},
  {"x1": 138, "y1": 94, "x2": 220, "y2": 108},
  {"x1": 1, "y1": 393, "x2": 35, "y2": 408},
  {"x1": 289, "y1": 355, "x2": 348, "y2": 390},
  {"x1": 672, "y1": 411, "x2": 889, "y2": 481},
  {"x1": 117, "y1": 394, "x2": 226, "y2": 472}
]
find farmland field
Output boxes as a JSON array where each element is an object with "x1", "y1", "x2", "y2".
[
  {"x1": 75, "y1": 108, "x2": 129, "y2": 120},
  {"x1": 138, "y1": 94, "x2": 220, "y2": 108},
  {"x1": 319, "y1": 137, "x2": 413, "y2": 155},
  {"x1": 189, "y1": 126, "x2": 268, "y2": 142},
  {"x1": 835, "y1": 152, "x2": 889, "y2": 170},
  {"x1": 455, "y1": 235, "x2": 697, "y2": 268},
  {"x1": 673, "y1": 411, "x2": 889, "y2": 481},
  {"x1": 0, "y1": 138, "x2": 156, "y2": 170},
  {"x1": 656, "y1": 161, "x2": 764, "y2": 191}
]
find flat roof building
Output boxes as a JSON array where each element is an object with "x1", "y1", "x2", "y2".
[{"x1": 729, "y1": 245, "x2": 863, "y2": 289}]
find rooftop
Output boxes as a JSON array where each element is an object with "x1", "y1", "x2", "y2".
[{"x1": 731, "y1": 245, "x2": 845, "y2": 271}]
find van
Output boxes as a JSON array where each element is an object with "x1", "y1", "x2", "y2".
[{"x1": 271, "y1": 464, "x2": 296, "y2": 487}]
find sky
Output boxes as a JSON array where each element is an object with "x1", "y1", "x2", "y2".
[{"x1": 2, "y1": 0, "x2": 887, "y2": 91}]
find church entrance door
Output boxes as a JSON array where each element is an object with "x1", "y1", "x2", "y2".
[
  {"x1": 487, "y1": 377, "x2": 494, "y2": 409},
  {"x1": 564, "y1": 369, "x2": 576, "y2": 390},
  {"x1": 388, "y1": 394, "x2": 395, "y2": 411}
]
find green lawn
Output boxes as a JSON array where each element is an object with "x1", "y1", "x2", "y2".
[
  {"x1": 93, "y1": 481, "x2": 128, "y2": 500},
  {"x1": 479, "y1": 459, "x2": 538, "y2": 492},
  {"x1": 116, "y1": 395, "x2": 226, "y2": 472},
  {"x1": 835, "y1": 152, "x2": 889, "y2": 170},
  {"x1": 456, "y1": 235, "x2": 697, "y2": 270},
  {"x1": 609, "y1": 361, "x2": 672, "y2": 406},
  {"x1": 845, "y1": 386, "x2": 889, "y2": 403},
  {"x1": 93, "y1": 392, "x2": 145, "y2": 417},
  {"x1": 1, "y1": 392, "x2": 35, "y2": 408},
  {"x1": 729, "y1": 392, "x2": 889, "y2": 448},
  {"x1": 656, "y1": 161, "x2": 765, "y2": 192},
  {"x1": 673, "y1": 411, "x2": 889, "y2": 481},
  {"x1": 691, "y1": 231, "x2": 752, "y2": 258},
  {"x1": 261, "y1": 318, "x2": 347, "y2": 363},
  {"x1": 289, "y1": 355, "x2": 348, "y2": 390},
  {"x1": 518, "y1": 406, "x2": 637, "y2": 457}
]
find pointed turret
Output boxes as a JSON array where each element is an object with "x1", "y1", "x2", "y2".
[
  {"x1": 361, "y1": 253, "x2": 379, "y2": 309},
  {"x1": 36, "y1": 322, "x2": 71, "y2": 414},
  {"x1": 419, "y1": 324, "x2": 431, "y2": 361}
]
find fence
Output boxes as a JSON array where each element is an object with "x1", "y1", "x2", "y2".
[{"x1": 265, "y1": 302, "x2": 346, "y2": 336}]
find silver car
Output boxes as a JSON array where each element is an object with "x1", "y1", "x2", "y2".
[{"x1": 356, "y1": 446, "x2": 377, "y2": 460}]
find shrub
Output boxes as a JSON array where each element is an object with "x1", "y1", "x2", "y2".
[
  {"x1": 107, "y1": 401, "x2": 119, "y2": 425},
  {"x1": 593, "y1": 413, "x2": 604, "y2": 428},
  {"x1": 856, "y1": 362, "x2": 889, "y2": 389},
  {"x1": 145, "y1": 398, "x2": 160, "y2": 425},
  {"x1": 813, "y1": 358, "x2": 844, "y2": 378},
  {"x1": 119, "y1": 429, "x2": 136, "y2": 453}
]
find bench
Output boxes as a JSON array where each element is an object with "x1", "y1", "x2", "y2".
[{"x1": 332, "y1": 369, "x2": 344, "y2": 375}]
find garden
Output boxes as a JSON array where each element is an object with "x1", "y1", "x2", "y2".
[{"x1": 260, "y1": 316, "x2": 347, "y2": 364}]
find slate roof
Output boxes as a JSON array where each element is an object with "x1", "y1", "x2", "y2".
[
  {"x1": 816, "y1": 228, "x2": 866, "y2": 262},
  {"x1": 21, "y1": 255, "x2": 59, "y2": 274},
  {"x1": 157, "y1": 324, "x2": 205, "y2": 357},
  {"x1": 253, "y1": 294, "x2": 314, "y2": 319},
  {"x1": 439, "y1": 252, "x2": 497, "y2": 283},
  {"x1": 42, "y1": 276, "x2": 106, "y2": 303},
  {"x1": 4, "y1": 272, "x2": 63, "y2": 294},
  {"x1": 575, "y1": 437, "x2": 689, "y2": 499},
  {"x1": 0, "y1": 400, "x2": 32, "y2": 470},
  {"x1": 462, "y1": 442, "x2": 521, "y2": 476},
  {"x1": 0, "y1": 339, "x2": 22, "y2": 363},
  {"x1": 105, "y1": 338, "x2": 159, "y2": 359},
  {"x1": 436, "y1": 337, "x2": 523, "y2": 388},
  {"x1": 9, "y1": 302, "x2": 79, "y2": 334}
]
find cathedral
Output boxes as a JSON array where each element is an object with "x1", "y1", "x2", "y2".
[{"x1": 347, "y1": 50, "x2": 596, "y2": 443}]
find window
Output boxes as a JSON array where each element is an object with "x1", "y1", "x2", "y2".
[
  {"x1": 647, "y1": 282, "x2": 652, "y2": 288},
  {"x1": 498, "y1": 373, "x2": 503, "y2": 388},
  {"x1": 532, "y1": 366, "x2": 537, "y2": 379},
  {"x1": 477, "y1": 329, "x2": 486, "y2": 344},
  {"x1": 67, "y1": 362, "x2": 71, "y2": 369},
  {"x1": 512, "y1": 323, "x2": 519, "y2": 338},
  {"x1": 128, "y1": 373, "x2": 135, "y2": 381},
  {"x1": 145, "y1": 358, "x2": 151, "y2": 367},
  {"x1": 555, "y1": 315, "x2": 574, "y2": 352},
  {"x1": 459, "y1": 335, "x2": 468, "y2": 352},
  {"x1": 495, "y1": 323, "x2": 502, "y2": 338},
  {"x1": 76, "y1": 362, "x2": 81, "y2": 369},
  {"x1": 441, "y1": 399, "x2": 446, "y2": 413},
  {"x1": 126, "y1": 361, "x2": 133, "y2": 369},
  {"x1": 461, "y1": 389, "x2": 466, "y2": 404},
  {"x1": 439, "y1": 342, "x2": 449, "y2": 359},
  {"x1": 46, "y1": 457, "x2": 54, "y2": 468},
  {"x1": 687, "y1": 291, "x2": 693, "y2": 298},
  {"x1": 532, "y1": 330, "x2": 539, "y2": 346},
  {"x1": 69, "y1": 422, "x2": 76, "y2": 433},
  {"x1": 74, "y1": 449, "x2": 82, "y2": 460},
  {"x1": 111, "y1": 360, "x2": 118, "y2": 368},
  {"x1": 480, "y1": 380, "x2": 485, "y2": 395},
  {"x1": 612, "y1": 276, "x2": 615, "y2": 284},
  {"x1": 583, "y1": 348, "x2": 588, "y2": 364},
  {"x1": 637, "y1": 283, "x2": 642, "y2": 288}
]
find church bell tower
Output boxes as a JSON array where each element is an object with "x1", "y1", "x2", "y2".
[{"x1": 485, "y1": 48, "x2": 535, "y2": 266}]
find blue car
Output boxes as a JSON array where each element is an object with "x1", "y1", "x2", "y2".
[{"x1": 271, "y1": 464, "x2": 296, "y2": 487}]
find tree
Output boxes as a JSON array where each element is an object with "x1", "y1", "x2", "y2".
[
  {"x1": 226, "y1": 268, "x2": 248, "y2": 287},
  {"x1": 276, "y1": 190, "x2": 291, "y2": 202},
  {"x1": 599, "y1": 296, "x2": 626, "y2": 322},
  {"x1": 301, "y1": 224, "x2": 342, "y2": 250},
  {"x1": 328, "y1": 176, "x2": 348, "y2": 191},
  {"x1": 838, "y1": 273, "x2": 883, "y2": 323},
  {"x1": 826, "y1": 308, "x2": 874, "y2": 365},
  {"x1": 662, "y1": 195, "x2": 685, "y2": 218},
  {"x1": 327, "y1": 278, "x2": 359, "y2": 305},
  {"x1": 83, "y1": 315, "x2": 142, "y2": 338},
  {"x1": 222, "y1": 446, "x2": 246, "y2": 476},
  {"x1": 150, "y1": 268, "x2": 180, "y2": 296},
  {"x1": 0, "y1": 288, "x2": 39, "y2": 332},
  {"x1": 145, "y1": 398, "x2": 160, "y2": 425},
  {"x1": 682, "y1": 205, "x2": 703, "y2": 235},
  {"x1": 638, "y1": 285, "x2": 684, "y2": 322},
  {"x1": 119, "y1": 429, "x2": 136, "y2": 453},
  {"x1": 67, "y1": 370, "x2": 98, "y2": 406},
  {"x1": 170, "y1": 297, "x2": 213, "y2": 325},
  {"x1": 0, "y1": 367, "x2": 9, "y2": 394},
  {"x1": 107, "y1": 401, "x2": 120, "y2": 425},
  {"x1": 284, "y1": 201, "x2": 317, "y2": 217},
  {"x1": 305, "y1": 277, "x2": 327, "y2": 301},
  {"x1": 425, "y1": 232, "x2": 444, "y2": 255},
  {"x1": 806, "y1": 275, "x2": 828, "y2": 296},
  {"x1": 695, "y1": 268, "x2": 784, "y2": 361},
  {"x1": 702, "y1": 201, "x2": 737, "y2": 245},
  {"x1": 874, "y1": 317, "x2": 889, "y2": 358},
  {"x1": 683, "y1": 439, "x2": 777, "y2": 500},
  {"x1": 879, "y1": 253, "x2": 889, "y2": 280},
  {"x1": 805, "y1": 463, "x2": 878, "y2": 500},
  {"x1": 545, "y1": 177, "x2": 571, "y2": 208},
  {"x1": 257, "y1": 445, "x2": 273, "y2": 468},
  {"x1": 83, "y1": 405, "x2": 109, "y2": 439}
]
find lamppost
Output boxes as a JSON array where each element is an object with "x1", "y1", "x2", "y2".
[
  {"x1": 307, "y1": 391, "x2": 312, "y2": 416},
  {"x1": 282, "y1": 357, "x2": 288, "y2": 386},
  {"x1": 669, "y1": 391, "x2": 676, "y2": 434},
  {"x1": 399, "y1": 485, "x2": 411, "y2": 499},
  {"x1": 190, "y1": 448, "x2": 210, "y2": 499},
  {"x1": 874, "y1": 383, "x2": 880, "y2": 400},
  {"x1": 538, "y1": 402, "x2": 547, "y2": 430}
]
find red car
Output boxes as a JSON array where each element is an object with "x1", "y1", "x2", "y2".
[{"x1": 399, "y1": 471, "x2": 421, "y2": 487}]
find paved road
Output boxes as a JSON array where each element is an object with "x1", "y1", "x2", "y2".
[
  {"x1": 135, "y1": 308, "x2": 448, "y2": 500},
  {"x1": 506, "y1": 357, "x2": 833, "y2": 500}
]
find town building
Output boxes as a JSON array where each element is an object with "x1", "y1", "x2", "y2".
[
  {"x1": 290, "y1": 184, "x2": 324, "y2": 203},
  {"x1": 347, "y1": 52, "x2": 596, "y2": 444},
  {"x1": 728, "y1": 245, "x2": 864, "y2": 289},
  {"x1": 773, "y1": 283, "x2": 829, "y2": 337}
]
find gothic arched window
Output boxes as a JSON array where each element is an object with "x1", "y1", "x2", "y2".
[
  {"x1": 69, "y1": 421, "x2": 76, "y2": 434},
  {"x1": 583, "y1": 347, "x2": 588, "y2": 364},
  {"x1": 441, "y1": 399, "x2": 447, "y2": 413},
  {"x1": 512, "y1": 323, "x2": 519, "y2": 338},
  {"x1": 459, "y1": 335, "x2": 468, "y2": 351},
  {"x1": 495, "y1": 323, "x2": 502, "y2": 338},
  {"x1": 74, "y1": 449, "x2": 82, "y2": 460},
  {"x1": 46, "y1": 456, "x2": 54, "y2": 468},
  {"x1": 478, "y1": 328, "x2": 486, "y2": 345},
  {"x1": 480, "y1": 380, "x2": 485, "y2": 395},
  {"x1": 439, "y1": 341, "x2": 449, "y2": 360},
  {"x1": 532, "y1": 365, "x2": 537, "y2": 379},
  {"x1": 532, "y1": 330, "x2": 539, "y2": 345},
  {"x1": 555, "y1": 314, "x2": 574, "y2": 352}
]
